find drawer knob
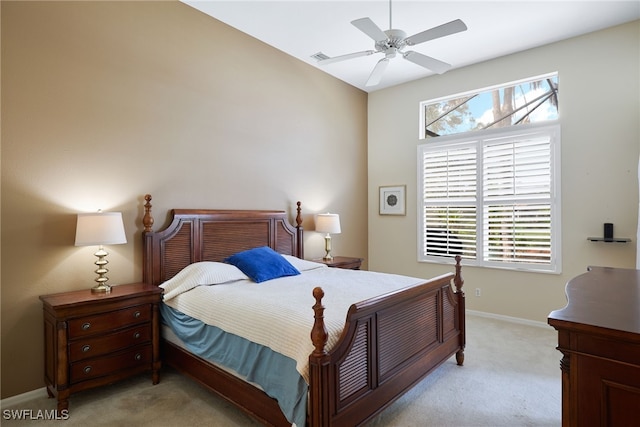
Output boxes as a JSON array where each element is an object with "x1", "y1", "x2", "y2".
[
  {"x1": 133, "y1": 311, "x2": 141, "y2": 318},
  {"x1": 82, "y1": 345, "x2": 91, "y2": 353},
  {"x1": 133, "y1": 332, "x2": 141, "y2": 339},
  {"x1": 82, "y1": 322, "x2": 91, "y2": 330},
  {"x1": 83, "y1": 366, "x2": 92, "y2": 374},
  {"x1": 135, "y1": 353, "x2": 142, "y2": 361}
]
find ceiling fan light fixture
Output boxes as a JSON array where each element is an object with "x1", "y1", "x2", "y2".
[
  {"x1": 381, "y1": 29, "x2": 406, "y2": 46},
  {"x1": 316, "y1": 0, "x2": 467, "y2": 86}
]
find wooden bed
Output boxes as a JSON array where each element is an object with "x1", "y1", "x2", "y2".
[{"x1": 141, "y1": 194, "x2": 465, "y2": 426}]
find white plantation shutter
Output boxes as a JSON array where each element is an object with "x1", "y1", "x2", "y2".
[
  {"x1": 419, "y1": 124, "x2": 560, "y2": 272},
  {"x1": 421, "y1": 143, "x2": 477, "y2": 259},
  {"x1": 483, "y1": 135, "x2": 552, "y2": 265}
]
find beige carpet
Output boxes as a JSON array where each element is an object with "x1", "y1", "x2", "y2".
[{"x1": 2, "y1": 313, "x2": 561, "y2": 426}]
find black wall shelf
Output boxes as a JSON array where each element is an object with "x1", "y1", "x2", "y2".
[{"x1": 587, "y1": 237, "x2": 632, "y2": 243}]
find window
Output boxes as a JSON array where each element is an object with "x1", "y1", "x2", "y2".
[
  {"x1": 418, "y1": 76, "x2": 560, "y2": 273},
  {"x1": 421, "y1": 74, "x2": 558, "y2": 138}
]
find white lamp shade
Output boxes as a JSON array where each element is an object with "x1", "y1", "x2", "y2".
[
  {"x1": 75, "y1": 212, "x2": 127, "y2": 246},
  {"x1": 315, "y1": 213, "x2": 341, "y2": 234}
]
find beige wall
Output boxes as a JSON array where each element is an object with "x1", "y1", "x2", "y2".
[
  {"x1": 1, "y1": 1, "x2": 368, "y2": 398},
  {"x1": 368, "y1": 20, "x2": 640, "y2": 323}
]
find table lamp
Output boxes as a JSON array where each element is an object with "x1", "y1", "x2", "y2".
[
  {"x1": 75, "y1": 211, "x2": 127, "y2": 293},
  {"x1": 315, "y1": 213, "x2": 341, "y2": 261}
]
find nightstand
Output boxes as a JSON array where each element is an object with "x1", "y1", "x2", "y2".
[
  {"x1": 313, "y1": 256, "x2": 364, "y2": 270},
  {"x1": 39, "y1": 283, "x2": 163, "y2": 412}
]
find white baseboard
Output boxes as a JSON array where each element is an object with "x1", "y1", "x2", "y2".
[
  {"x1": 0, "y1": 387, "x2": 47, "y2": 408},
  {"x1": 468, "y1": 309, "x2": 552, "y2": 330}
]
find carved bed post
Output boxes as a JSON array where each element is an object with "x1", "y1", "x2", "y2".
[
  {"x1": 295, "y1": 201, "x2": 304, "y2": 259},
  {"x1": 142, "y1": 194, "x2": 155, "y2": 285},
  {"x1": 454, "y1": 255, "x2": 466, "y2": 366},
  {"x1": 311, "y1": 287, "x2": 328, "y2": 357},
  {"x1": 143, "y1": 194, "x2": 154, "y2": 233},
  {"x1": 309, "y1": 287, "x2": 330, "y2": 427}
]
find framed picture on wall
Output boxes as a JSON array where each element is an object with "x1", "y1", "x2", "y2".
[{"x1": 379, "y1": 185, "x2": 406, "y2": 215}]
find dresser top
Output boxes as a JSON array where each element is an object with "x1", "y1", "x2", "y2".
[
  {"x1": 39, "y1": 283, "x2": 162, "y2": 309},
  {"x1": 548, "y1": 266, "x2": 640, "y2": 336}
]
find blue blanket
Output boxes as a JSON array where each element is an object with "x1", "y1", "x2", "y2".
[{"x1": 160, "y1": 304, "x2": 307, "y2": 426}]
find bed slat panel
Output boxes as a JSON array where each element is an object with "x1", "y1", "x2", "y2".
[
  {"x1": 201, "y1": 221, "x2": 270, "y2": 261},
  {"x1": 162, "y1": 222, "x2": 193, "y2": 282},
  {"x1": 443, "y1": 287, "x2": 457, "y2": 339},
  {"x1": 338, "y1": 320, "x2": 371, "y2": 404},
  {"x1": 377, "y1": 291, "x2": 439, "y2": 380},
  {"x1": 274, "y1": 219, "x2": 295, "y2": 256}
]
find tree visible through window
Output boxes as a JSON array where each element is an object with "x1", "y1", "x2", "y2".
[
  {"x1": 418, "y1": 74, "x2": 561, "y2": 273},
  {"x1": 422, "y1": 74, "x2": 558, "y2": 138}
]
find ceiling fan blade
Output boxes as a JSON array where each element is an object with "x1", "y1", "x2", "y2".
[
  {"x1": 405, "y1": 19, "x2": 467, "y2": 46},
  {"x1": 366, "y1": 58, "x2": 389, "y2": 86},
  {"x1": 317, "y1": 50, "x2": 377, "y2": 65},
  {"x1": 403, "y1": 51, "x2": 451, "y2": 74},
  {"x1": 351, "y1": 17, "x2": 388, "y2": 43}
]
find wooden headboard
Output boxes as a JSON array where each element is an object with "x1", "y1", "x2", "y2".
[{"x1": 142, "y1": 195, "x2": 304, "y2": 286}]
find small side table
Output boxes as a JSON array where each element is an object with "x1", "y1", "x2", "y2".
[
  {"x1": 40, "y1": 283, "x2": 163, "y2": 412},
  {"x1": 313, "y1": 256, "x2": 363, "y2": 270}
]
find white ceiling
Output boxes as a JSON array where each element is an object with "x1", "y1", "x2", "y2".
[{"x1": 182, "y1": 1, "x2": 640, "y2": 92}]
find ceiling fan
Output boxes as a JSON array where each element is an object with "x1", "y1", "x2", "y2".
[{"x1": 313, "y1": 0, "x2": 467, "y2": 87}]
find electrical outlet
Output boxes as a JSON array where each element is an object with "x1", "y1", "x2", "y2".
[{"x1": 475, "y1": 288, "x2": 481, "y2": 297}]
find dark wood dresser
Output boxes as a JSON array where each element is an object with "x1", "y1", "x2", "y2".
[
  {"x1": 548, "y1": 267, "x2": 640, "y2": 426},
  {"x1": 40, "y1": 283, "x2": 163, "y2": 412}
]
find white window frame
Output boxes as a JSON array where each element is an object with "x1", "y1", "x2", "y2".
[{"x1": 417, "y1": 123, "x2": 562, "y2": 273}]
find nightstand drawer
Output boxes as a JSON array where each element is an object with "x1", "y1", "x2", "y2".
[
  {"x1": 68, "y1": 305, "x2": 151, "y2": 339},
  {"x1": 69, "y1": 325, "x2": 151, "y2": 362},
  {"x1": 70, "y1": 344, "x2": 152, "y2": 383}
]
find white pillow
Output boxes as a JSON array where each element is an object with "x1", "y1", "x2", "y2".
[
  {"x1": 160, "y1": 262, "x2": 248, "y2": 301},
  {"x1": 281, "y1": 255, "x2": 328, "y2": 272}
]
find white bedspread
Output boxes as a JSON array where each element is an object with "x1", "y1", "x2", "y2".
[{"x1": 162, "y1": 264, "x2": 425, "y2": 382}]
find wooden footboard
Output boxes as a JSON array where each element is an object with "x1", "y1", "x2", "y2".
[{"x1": 309, "y1": 256, "x2": 465, "y2": 426}]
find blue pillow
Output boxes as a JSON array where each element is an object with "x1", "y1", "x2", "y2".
[{"x1": 224, "y1": 246, "x2": 300, "y2": 283}]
